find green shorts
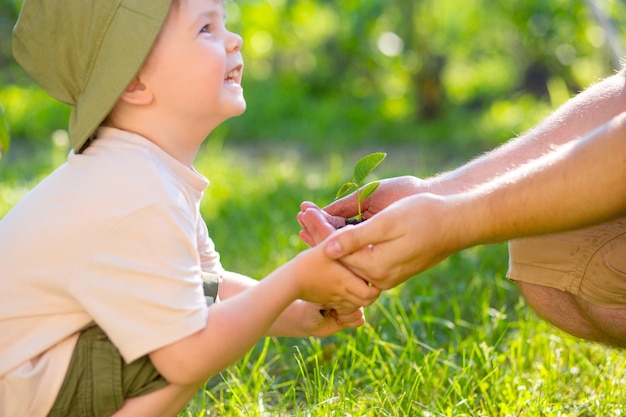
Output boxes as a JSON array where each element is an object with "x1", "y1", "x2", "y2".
[
  {"x1": 46, "y1": 325, "x2": 168, "y2": 417},
  {"x1": 47, "y1": 272, "x2": 220, "y2": 416}
]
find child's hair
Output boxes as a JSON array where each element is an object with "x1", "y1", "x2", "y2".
[{"x1": 12, "y1": 0, "x2": 173, "y2": 153}]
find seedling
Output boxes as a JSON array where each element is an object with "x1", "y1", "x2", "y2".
[{"x1": 336, "y1": 152, "x2": 386, "y2": 223}]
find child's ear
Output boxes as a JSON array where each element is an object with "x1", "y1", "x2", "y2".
[{"x1": 119, "y1": 77, "x2": 153, "y2": 105}]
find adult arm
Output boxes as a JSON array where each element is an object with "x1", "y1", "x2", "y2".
[
  {"x1": 313, "y1": 112, "x2": 626, "y2": 289},
  {"x1": 319, "y1": 68, "x2": 626, "y2": 221},
  {"x1": 433, "y1": 68, "x2": 626, "y2": 193}
]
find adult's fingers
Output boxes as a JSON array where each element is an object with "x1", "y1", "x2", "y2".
[
  {"x1": 323, "y1": 217, "x2": 389, "y2": 259},
  {"x1": 324, "y1": 176, "x2": 425, "y2": 219},
  {"x1": 323, "y1": 192, "x2": 359, "y2": 218},
  {"x1": 345, "y1": 275, "x2": 381, "y2": 307}
]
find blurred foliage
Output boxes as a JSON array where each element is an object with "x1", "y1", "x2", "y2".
[
  {"x1": 0, "y1": 0, "x2": 21, "y2": 84},
  {"x1": 0, "y1": 104, "x2": 9, "y2": 156},
  {"x1": 1, "y1": 0, "x2": 626, "y2": 156}
]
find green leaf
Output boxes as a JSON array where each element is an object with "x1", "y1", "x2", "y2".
[
  {"x1": 0, "y1": 105, "x2": 10, "y2": 155},
  {"x1": 336, "y1": 182, "x2": 358, "y2": 199},
  {"x1": 358, "y1": 181, "x2": 380, "y2": 202},
  {"x1": 353, "y1": 152, "x2": 386, "y2": 184}
]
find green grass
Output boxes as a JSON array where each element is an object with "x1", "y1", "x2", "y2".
[{"x1": 2, "y1": 138, "x2": 625, "y2": 416}]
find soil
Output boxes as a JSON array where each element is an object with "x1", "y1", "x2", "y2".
[{"x1": 339, "y1": 218, "x2": 364, "y2": 228}]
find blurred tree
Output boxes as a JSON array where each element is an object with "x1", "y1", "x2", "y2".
[{"x1": 230, "y1": 0, "x2": 619, "y2": 138}]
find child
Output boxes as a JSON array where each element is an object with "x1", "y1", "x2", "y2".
[{"x1": 0, "y1": 0, "x2": 381, "y2": 416}]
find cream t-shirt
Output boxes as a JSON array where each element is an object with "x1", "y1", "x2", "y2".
[{"x1": 0, "y1": 127, "x2": 224, "y2": 417}]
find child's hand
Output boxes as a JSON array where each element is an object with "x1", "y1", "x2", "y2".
[
  {"x1": 286, "y1": 243, "x2": 381, "y2": 311},
  {"x1": 296, "y1": 301, "x2": 366, "y2": 338},
  {"x1": 330, "y1": 306, "x2": 368, "y2": 328},
  {"x1": 297, "y1": 202, "x2": 344, "y2": 247},
  {"x1": 268, "y1": 301, "x2": 366, "y2": 338}
]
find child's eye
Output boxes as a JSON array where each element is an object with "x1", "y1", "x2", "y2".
[{"x1": 200, "y1": 24, "x2": 211, "y2": 34}]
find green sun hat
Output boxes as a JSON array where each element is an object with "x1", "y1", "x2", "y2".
[{"x1": 12, "y1": 0, "x2": 173, "y2": 153}]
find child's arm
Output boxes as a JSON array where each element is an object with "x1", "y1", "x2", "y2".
[
  {"x1": 217, "y1": 270, "x2": 367, "y2": 336},
  {"x1": 149, "y1": 243, "x2": 380, "y2": 386}
]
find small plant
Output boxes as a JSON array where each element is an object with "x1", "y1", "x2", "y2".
[{"x1": 335, "y1": 152, "x2": 386, "y2": 223}]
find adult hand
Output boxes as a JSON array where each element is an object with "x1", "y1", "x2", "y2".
[
  {"x1": 298, "y1": 176, "x2": 427, "y2": 247},
  {"x1": 308, "y1": 193, "x2": 468, "y2": 290},
  {"x1": 323, "y1": 175, "x2": 426, "y2": 220}
]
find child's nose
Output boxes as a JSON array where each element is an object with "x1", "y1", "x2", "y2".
[{"x1": 227, "y1": 32, "x2": 243, "y2": 52}]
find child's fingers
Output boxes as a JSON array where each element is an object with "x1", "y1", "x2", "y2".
[
  {"x1": 299, "y1": 201, "x2": 320, "y2": 212},
  {"x1": 334, "y1": 308, "x2": 365, "y2": 328},
  {"x1": 303, "y1": 208, "x2": 337, "y2": 242},
  {"x1": 332, "y1": 305, "x2": 362, "y2": 316},
  {"x1": 298, "y1": 228, "x2": 315, "y2": 247}
]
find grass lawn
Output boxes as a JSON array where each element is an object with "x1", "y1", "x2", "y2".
[{"x1": 2, "y1": 138, "x2": 625, "y2": 416}]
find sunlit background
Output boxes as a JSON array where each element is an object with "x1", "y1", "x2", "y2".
[
  {"x1": 2, "y1": 0, "x2": 626, "y2": 155},
  {"x1": 3, "y1": 0, "x2": 626, "y2": 278}
]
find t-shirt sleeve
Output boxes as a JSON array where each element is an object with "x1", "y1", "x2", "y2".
[
  {"x1": 70, "y1": 203, "x2": 209, "y2": 364},
  {"x1": 196, "y1": 216, "x2": 224, "y2": 274}
]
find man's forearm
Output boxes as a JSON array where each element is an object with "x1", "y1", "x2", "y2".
[
  {"x1": 465, "y1": 111, "x2": 626, "y2": 246},
  {"x1": 436, "y1": 69, "x2": 626, "y2": 194}
]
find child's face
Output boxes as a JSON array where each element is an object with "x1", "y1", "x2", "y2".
[{"x1": 140, "y1": 0, "x2": 245, "y2": 128}]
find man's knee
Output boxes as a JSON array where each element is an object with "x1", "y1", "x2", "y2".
[
  {"x1": 516, "y1": 281, "x2": 626, "y2": 348},
  {"x1": 508, "y1": 219, "x2": 626, "y2": 347},
  {"x1": 515, "y1": 281, "x2": 601, "y2": 340}
]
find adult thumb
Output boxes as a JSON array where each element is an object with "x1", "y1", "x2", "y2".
[{"x1": 324, "y1": 225, "x2": 370, "y2": 259}]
